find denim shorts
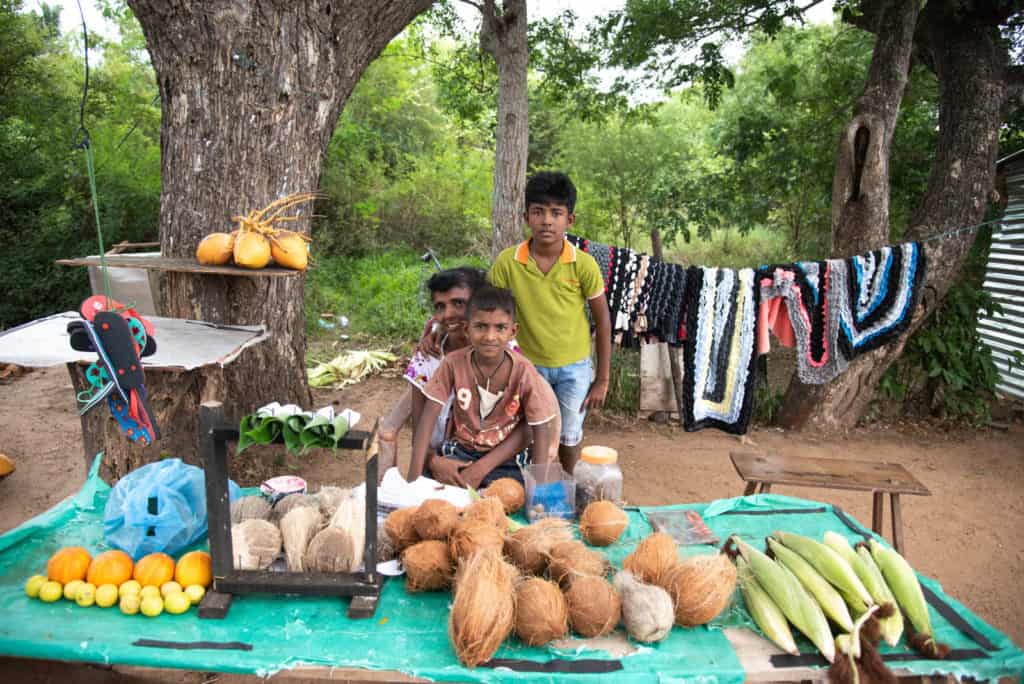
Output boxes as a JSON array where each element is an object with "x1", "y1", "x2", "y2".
[
  {"x1": 534, "y1": 357, "x2": 593, "y2": 447},
  {"x1": 424, "y1": 440, "x2": 529, "y2": 487}
]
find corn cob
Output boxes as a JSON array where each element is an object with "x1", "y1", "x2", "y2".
[
  {"x1": 868, "y1": 539, "x2": 948, "y2": 658},
  {"x1": 732, "y1": 536, "x2": 835, "y2": 662},
  {"x1": 773, "y1": 530, "x2": 873, "y2": 607},
  {"x1": 768, "y1": 537, "x2": 854, "y2": 632},
  {"x1": 820, "y1": 533, "x2": 873, "y2": 617},
  {"x1": 737, "y1": 557, "x2": 799, "y2": 655},
  {"x1": 853, "y1": 543, "x2": 903, "y2": 646}
]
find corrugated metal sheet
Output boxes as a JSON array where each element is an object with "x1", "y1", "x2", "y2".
[{"x1": 978, "y1": 158, "x2": 1024, "y2": 400}]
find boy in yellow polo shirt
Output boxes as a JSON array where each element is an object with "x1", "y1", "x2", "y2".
[{"x1": 489, "y1": 171, "x2": 612, "y2": 474}]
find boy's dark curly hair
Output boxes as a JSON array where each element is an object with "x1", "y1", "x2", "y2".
[
  {"x1": 467, "y1": 285, "x2": 517, "y2": 320},
  {"x1": 525, "y1": 171, "x2": 576, "y2": 214}
]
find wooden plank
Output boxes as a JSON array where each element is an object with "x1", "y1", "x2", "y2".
[
  {"x1": 200, "y1": 402, "x2": 235, "y2": 580},
  {"x1": 640, "y1": 342, "x2": 684, "y2": 413},
  {"x1": 215, "y1": 570, "x2": 382, "y2": 596},
  {"x1": 56, "y1": 255, "x2": 299, "y2": 277},
  {"x1": 730, "y1": 452, "x2": 930, "y2": 496}
]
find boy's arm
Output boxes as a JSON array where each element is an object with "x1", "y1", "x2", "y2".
[
  {"x1": 457, "y1": 420, "x2": 553, "y2": 489},
  {"x1": 584, "y1": 292, "x2": 612, "y2": 410},
  {"x1": 407, "y1": 398, "x2": 443, "y2": 481}
]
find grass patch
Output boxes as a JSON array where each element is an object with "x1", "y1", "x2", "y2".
[
  {"x1": 667, "y1": 225, "x2": 797, "y2": 269},
  {"x1": 604, "y1": 348, "x2": 641, "y2": 415}
]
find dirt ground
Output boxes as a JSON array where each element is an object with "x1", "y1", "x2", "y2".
[{"x1": 0, "y1": 365, "x2": 1022, "y2": 682}]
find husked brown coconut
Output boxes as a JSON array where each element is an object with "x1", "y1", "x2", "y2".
[
  {"x1": 231, "y1": 495, "x2": 272, "y2": 524},
  {"x1": 462, "y1": 496, "x2": 507, "y2": 529},
  {"x1": 547, "y1": 540, "x2": 608, "y2": 587},
  {"x1": 384, "y1": 506, "x2": 420, "y2": 551},
  {"x1": 328, "y1": 496, "x2": 365, "y2": 572},
  {"x1": 514, "y1": 577, "x2": 568, "y2": 645},
  {"x1": 449, "y1": 549, "x2": 517, "y2": 668},
  {"x1": 623, "y1": 532, "x2": 678, "y2": 587},
  {"x1": 579, "y1": 501, "x2": 629, "y2": 546},
  {"x1": 564, "y1": 575, "x2": 621, "y2": 637},
  {"x1": 412, "y1": 499, "x2": 460, "y2": 540},
  {"x1": 280, "y1": 505, "x2": 322, "y2": 572},
  {"x1": 403, "y1": 540, "x2": 453, "y2": 592},
  {"x1": 613, "y1": 570, "x2": 674, "y2": 643},
  {"x1": 483, "y1": 478, "x2": 526, "y2": 514},
  {"x1": 377, "y1": 523, "x2": 397, "y2": 562},
  {"x1": 449, "y1": 518, "x2": 505, "y2": 564},
  {"x1": 505, "y1": 518, "x2": 573, "y2": 575},
  {"x1": 231, "y1": 519, "x2": 281, "y2": 570},
  {"x1": 316, "y1": 486, "x2": 349, "y2": 519},
  {"x1": 271, "y1": 493, "x2": 319, "y2": 522},
  {"x1": 663, "y1": 552, "x2": 737, "y2": 626},
  {"x1": 304, "y1": 526, "x2": 355, "y2": 573}
]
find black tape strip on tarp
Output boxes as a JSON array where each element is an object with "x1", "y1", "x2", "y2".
[
  {"x1": 133, "y1": 639, "x2": 253, "y2": 651},
  {"x1": 718, "y1": 507, "x2": 828, "y2": 516},
  {"x1": 831, "y1": 506, "x2": 873, "y2": 539},
  {"x1": 770, "y1": 648, "x2": 989, "y2": 669},
  {"x1": 482, "y1": 658, "x2": 623, "y2": 673},
  {"x1": 921, "y1": 584, "x2": 998, "y2": 651}
]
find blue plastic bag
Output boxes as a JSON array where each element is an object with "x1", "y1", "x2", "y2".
[{"x1": 103, "y1": 458, "x2": 240, "y2": 559}]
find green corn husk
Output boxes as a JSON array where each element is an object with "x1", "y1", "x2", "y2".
[
  {"x1": 853, "y1": 543, "x2": 904, "y2": 646},
  {"x1": 732, "y1": 536, "x2": 835, "y2": 663},
  {"x1": 774, "y1": 531, "x2": 873, "y2": 607},
  {"x1": 737, "y1": 557, "x2": 799, "y2": 655},
  {"x1": 821, "y1": 532, "x2": 874, "y2": 616},
  {"x1": 768, "y1": 537, "x2": 854, "y2": 632}
]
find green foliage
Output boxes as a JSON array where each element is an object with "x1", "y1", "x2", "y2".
[
  {"x1": 668, "y1": 225, "x2": 794, "y2": 269},
  {"x1": 604, "y1": 347, "x2": 641, "y2": 415}
]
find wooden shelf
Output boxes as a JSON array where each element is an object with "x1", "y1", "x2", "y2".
[{"x1": 55, "y1": 255, "x2": 300, "y2": 277}]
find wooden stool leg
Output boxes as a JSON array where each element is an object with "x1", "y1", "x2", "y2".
[
  {"x1": 872, "y1": 492, "x2": 884, "y2": 536},
  {"x1": 890, "y1": 494, "x2": 904, "y2": 554},
  {"x1": 743, "y1": 481, "x2": 758, "y2": 496},
  {"x1": 759, "y1": 483, "x2": 772, "y2": 494}
]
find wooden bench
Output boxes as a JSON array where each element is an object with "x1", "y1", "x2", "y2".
[{"x1": 729, "y1": 452, "x2": 930, "y2": 553}]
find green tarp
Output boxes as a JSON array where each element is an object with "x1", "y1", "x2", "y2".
[{"x1": 0, "y1": 456, "x2": 1020, "y2": 682}]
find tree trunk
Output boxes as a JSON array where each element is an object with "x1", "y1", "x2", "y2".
[
  {"x1": 481, "y1": 0, "x2": 528, "y2": 257},
  {"x1": 113, "y1": 0, "x2": 432, "y2": 472},
  {"x1": 781, "y1": 0, "x2": 1008, "y2": 431}
]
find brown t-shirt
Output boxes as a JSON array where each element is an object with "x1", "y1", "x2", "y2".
[{"x1": 423, "y1": 346, "x2": 558, "y2": 452}]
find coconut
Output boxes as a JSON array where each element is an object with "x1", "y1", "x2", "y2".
[
  {"x1": 623, "y1": 532, "x2": 678, "y2": 588},
  {"x1": 270, "y1": 230, "x2": 309, "y2": 271},
  {"x1": 233, "y1": 230, "x2": 272, "y2": 269},
  {"x1": 449, "y1": 549, "x2": 517, "y2": 668},
  {"x1": 579, "y1": 500, "x2": 629, "y2": 546},
  {"x1": 329, "y1": 495, "x2": 365, "y2": 572},
  {"x1": 231, "y1": 519, "x2": 281, "y2": 570},
  {"x1": 547, "y1": 540, "x2": 609, "y2": 587},
  {"x1": 195, "y1": 232, "x2": 235, "y2": 265},
  {"x1": 403, "y1": 540, "x2": 453, "y2": 592},
  {"x1": 384, "y1": 506, "x2": 420, "y2": 551},
  {"x1": 514, "y1": 577, "x2": 568, "y2": 646},
  {"x1": 230, "y1": 495, "x2": 272, "y2": 524},
  {"x1": 412, "y1": 499, "x2": 460, "y2": 541},
  {"x1": 483, "y1": 478, "x2": 526, "y2": 515},
  {"x1": 663, "y1": 551, "x2": 737, "y2": 626},
  {"x1": 613, "y1": 570, "x2": 674, "y2": 643},
  {"x1": 449, "y1": 518, "x2": 506, "y2": 564},
  {"x1": 317, "y1": 486, "x2": 350, "y2": 519},
  {"x1": 504, "y1": 518, "x2": 573, "y2": 575},
  {"x1": 271, "y1": 493, "x2": 319, "y2": 522},
  {"x1": 280, "y1": 505, "x2": 322, "y2": 572},
  {"x1": 564, "y1": 575, "x2": 621, "y2": 637},
  {"x1": 377, "y1": 521, "x2": 397, "y2": 562},
  {"x1": 462, "y1": 496, "x2": 507, "y2": 529},
  {"x1": 304, "y1": 526, "x2": 355, "y2": 573}
]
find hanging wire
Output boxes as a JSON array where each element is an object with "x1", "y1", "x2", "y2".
[
  {"x1": 919, "y1": 218, "x2": 1001, "y2": 243},
  {"x1": 74, "y1": 0, "x2": 112, "y2": 308}
]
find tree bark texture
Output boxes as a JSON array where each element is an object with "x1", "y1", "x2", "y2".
[
  {"x1": 480, "y1": 0, "x2": 528, "y2": 257},
  {"x1": 782, "y1": 0, "x2": 1009, "y2": 432},
  {"x1": 112, "y1": 0, "x2": 432, "y2": 472}
]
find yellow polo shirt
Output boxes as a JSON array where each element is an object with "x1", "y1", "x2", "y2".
[{"x1": 489, "y1": 239, "x2": 604, "y2": 367}]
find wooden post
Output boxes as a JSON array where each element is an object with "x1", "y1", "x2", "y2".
[{"x1": 198, "y1": 400, "x2": 233, "y2": 619}]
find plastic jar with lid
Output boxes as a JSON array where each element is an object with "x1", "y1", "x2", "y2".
[{"x1": 573, "y1": 446, "x2": 623, "y2": 512}]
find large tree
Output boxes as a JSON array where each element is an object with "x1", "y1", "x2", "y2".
[
  {"x1": 600, "y1": 0, "x2": 1022, "y2": 432},
  {"x1": 115, "y1": 0, "x2": 432, "y2": 471}
]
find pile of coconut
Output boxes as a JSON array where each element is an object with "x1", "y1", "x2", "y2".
[
  {"x1": 384, "y1": 482, "x2": 737, "y2": 669},
  {"x1": 228, "y1": 486, "x2": 376, "y2": 573}
]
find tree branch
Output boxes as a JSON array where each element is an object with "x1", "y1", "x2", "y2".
[{"x1": 456, "y1": 0, "x2": 484, "y2": 11}]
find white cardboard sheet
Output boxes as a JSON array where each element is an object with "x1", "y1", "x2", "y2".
[{"x1": 0, "y1": 312, "x2": 267, "y2": 370}]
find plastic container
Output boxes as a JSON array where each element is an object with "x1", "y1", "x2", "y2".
[
  {"x1": 573, "y1": 446, "x2": 623, "y2": 511},
  {"x1": 522, "y1": 462, "x2": 575, "y2": 522}
]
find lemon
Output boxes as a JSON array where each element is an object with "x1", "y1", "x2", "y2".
[
  {"x1": 160, "y1": 581, "x2": 183, "y2": 598},
  {"x1": 119, "y1": 580, "x2": 141, "y2": 597},
  {"x1": 95, "y1": 584, "x2": 119, "y2": 608},
  {"x1": 140, "y1": 594, "x2": 163, "y2": 618},
  {"x1": 75, "y1": 582, "x2": 96, "y2": 607},
  {"x1": 63, "y1": 579, "x2": 85, "y2": 601},
  {"x1": 24, "y1": 574, "x2": 48, "y2": 598},
  {"x1": 119, "y1": 593, "x2": 140, "y2": 615},
  {"x1": 39, "y1": 581, "x2": 63, "y2": 603},
  {"x1": 139, "y1": 585, "x2": 161, "y2": 601},
  {"x1": 184, "y1": 584, "x2": 206, "y2": 606},
  {"x1": 164, "y1": 591, "x2": 190, "y2": 615}
]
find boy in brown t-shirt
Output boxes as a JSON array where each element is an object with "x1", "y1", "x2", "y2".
[{"x1": 406, "y1": 286, "x2": 557, "y2": 488}]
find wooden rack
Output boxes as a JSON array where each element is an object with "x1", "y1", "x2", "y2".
[
  {"x1": 197, "y1": 401, "x2": 382, "y2": 620},
  {"x1": 56, "y1": 254, "x2": 300, "y2": 277}
]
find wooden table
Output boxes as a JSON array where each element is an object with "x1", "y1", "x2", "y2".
[{"x1": 729, "y1": 452, "x2": 931, "y2": 553}]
